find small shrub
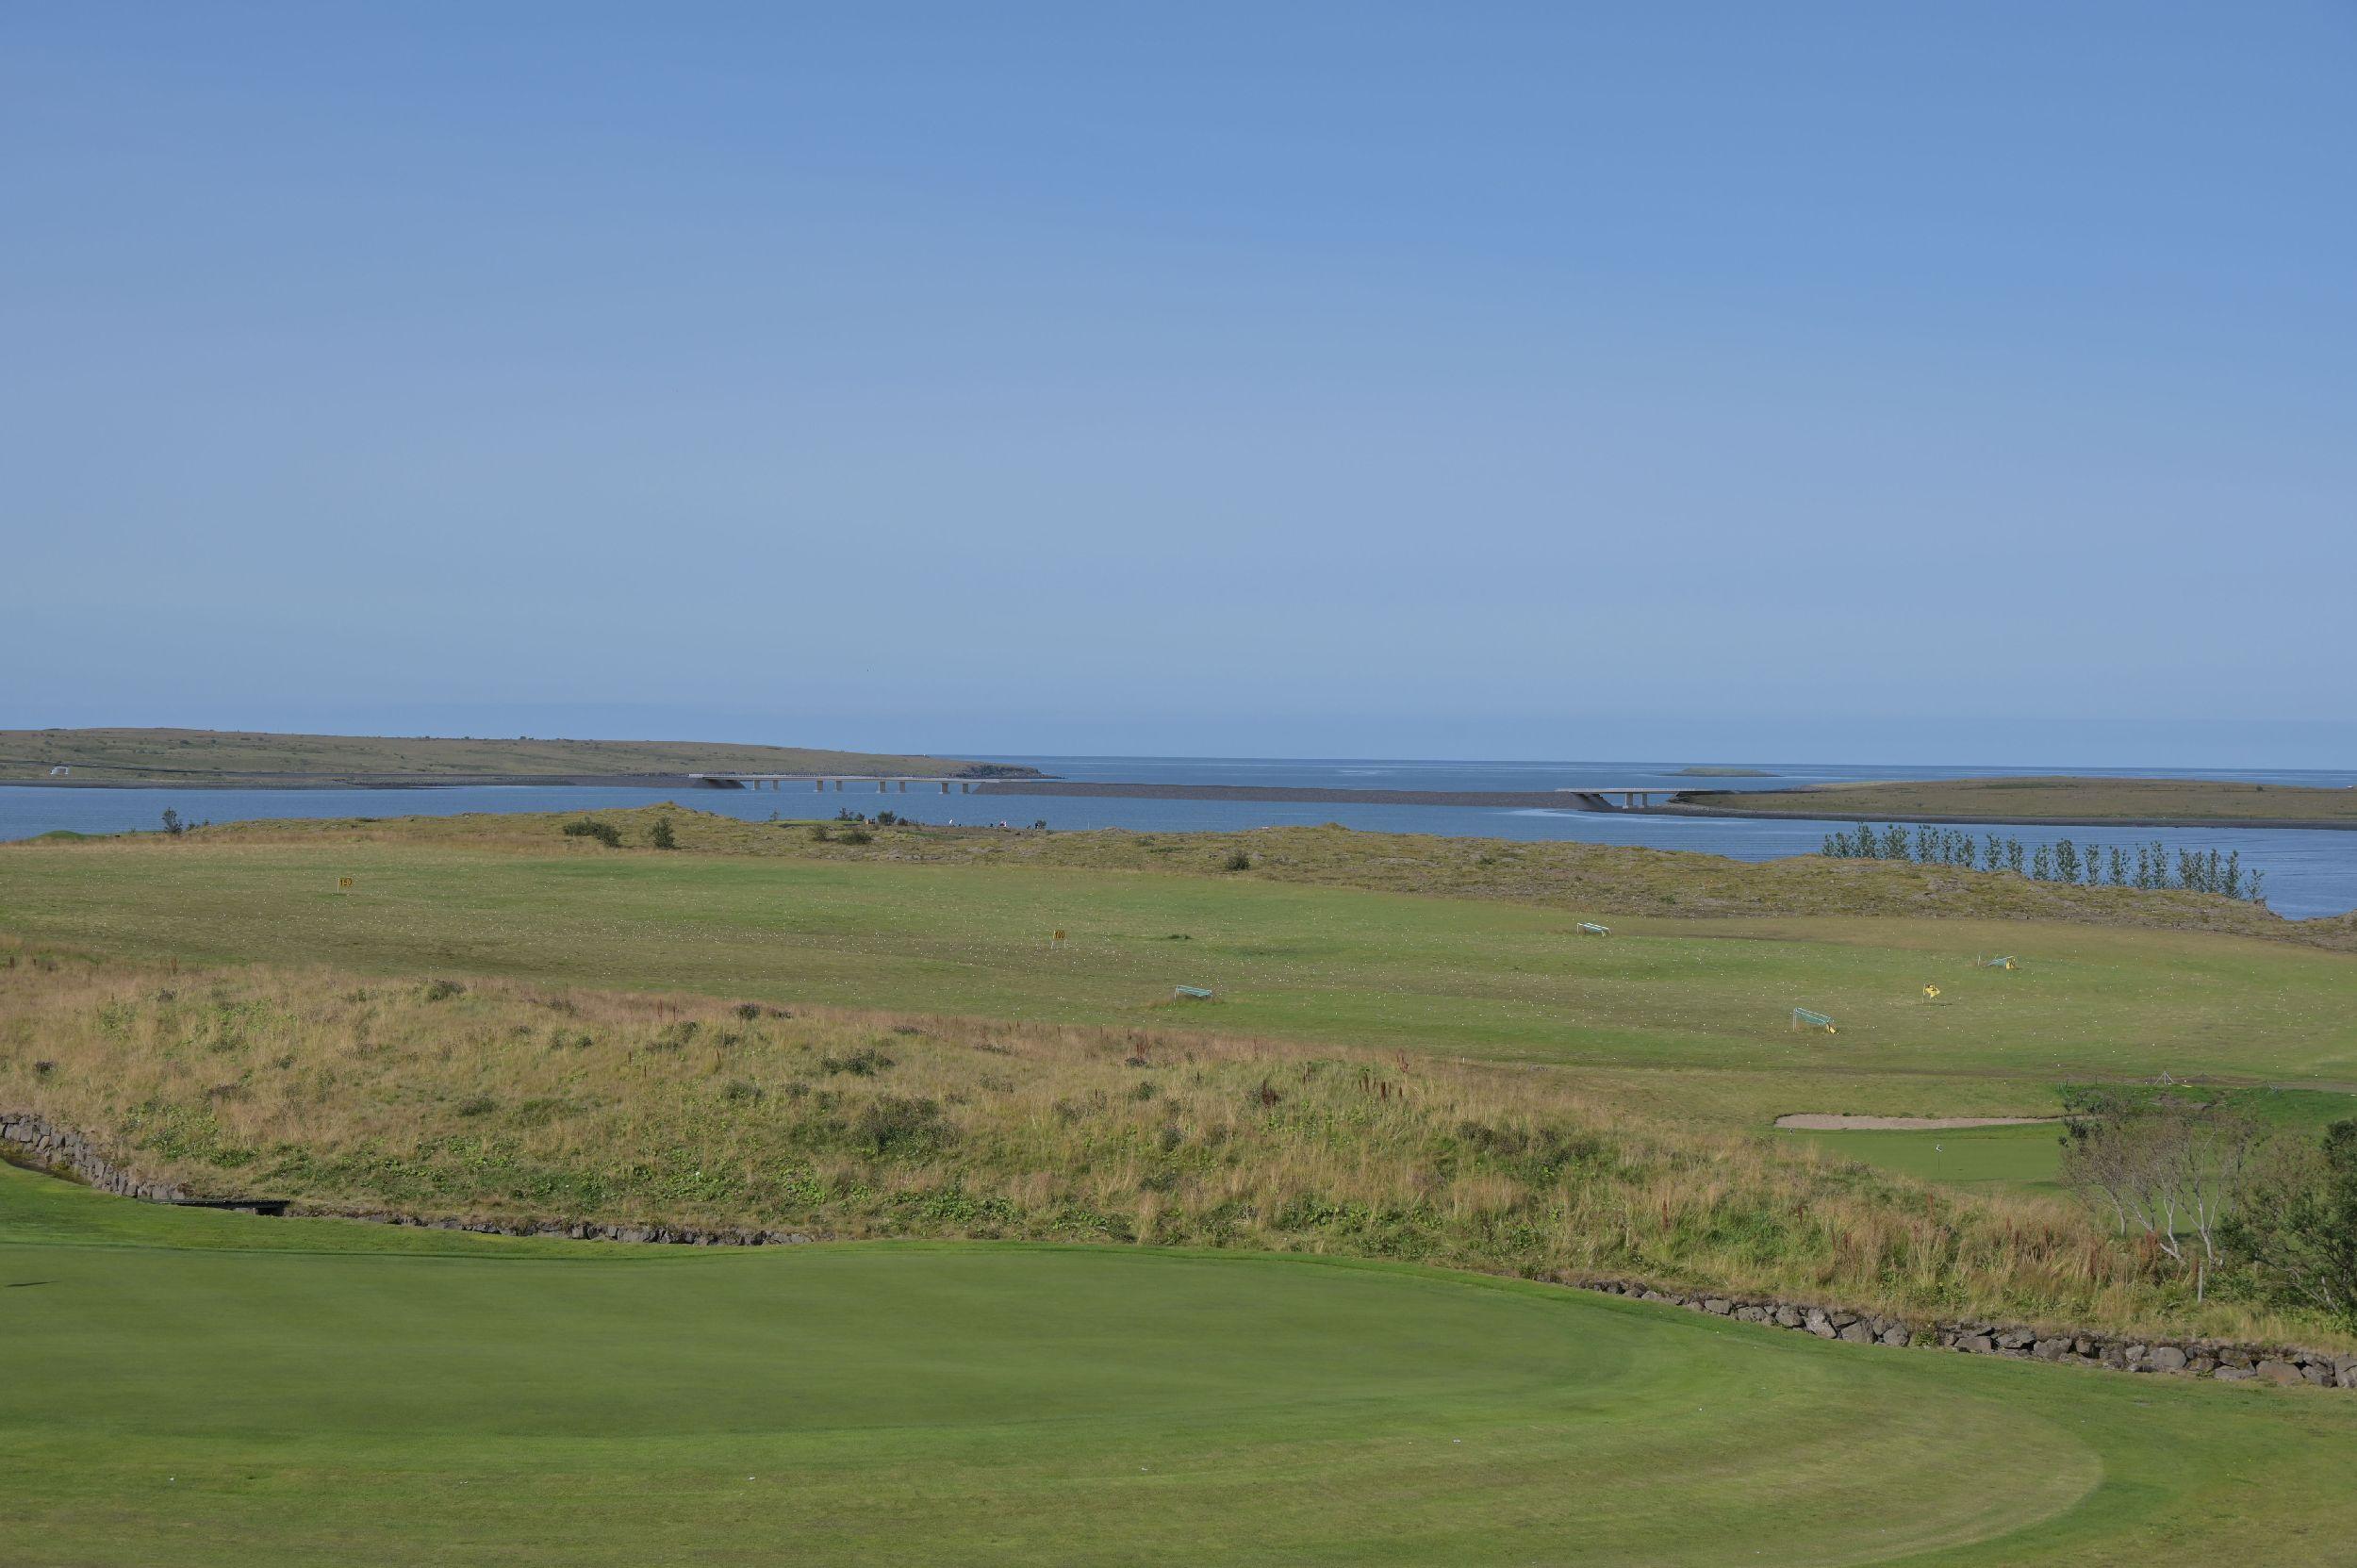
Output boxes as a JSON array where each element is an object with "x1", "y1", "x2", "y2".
[
  {"x1": 649, "y1": 817, "x2": 678, "y2": 850},
  {"x1": 719, "y1": 1079, "x2": 766, "y2": 1104},
  {"x1": 454, "y1": 1094, "x2": 498, "y2": 1117},
  {"x1": 1223, "y1": 850, "x2": 1252, "y2": 872},
  {"x1": 852, "y1": 1095, "x2": 954, "y2": 1158},
  {"x1": 561, "y1": 818, "x2": 622, "y2": 848},
  {"x1": 420, "y1": 979, "x2": 467, "y2": 1002},
  {"x1": 819, "y1": 1047, "x2": 894, "y2": 1077},
  {"x1": 836, "y1": 827, "x2": 873, "y2": 846}
]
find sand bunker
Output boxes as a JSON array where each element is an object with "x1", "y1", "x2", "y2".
[{"x1": 1773, "y1": 1114, "x2": 2059, "y2": 1131}]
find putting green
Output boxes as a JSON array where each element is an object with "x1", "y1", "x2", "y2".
[{"x1": 6, "y1": 1166, "x2": 2355, "y2": 1565}]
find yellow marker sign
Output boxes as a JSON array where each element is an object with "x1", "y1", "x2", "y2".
[
  {"x1": 1922, "y1": 983, "x2": 1941, "y2": 1000},
  {"x1": 337, "y1": 876, "x2": 354, "y2": 893}
]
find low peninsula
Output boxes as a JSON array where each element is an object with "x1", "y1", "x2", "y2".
[
  {"x1": 1672, "y1": 775, "x2": 2357, "y2": 829},
  {"x1": 0, "y1": 728, "x2": 1042, "y2": 789}
]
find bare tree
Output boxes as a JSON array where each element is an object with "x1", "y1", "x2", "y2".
[{"x1": 2059, "y1": 1088, "x2": 2258, "y2": 1301}]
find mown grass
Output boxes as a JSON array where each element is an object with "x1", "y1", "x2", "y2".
[
  {"x1": 1783, "y1": 1086, "x2": 2357, "y2": 1197},
  {"x1": 1688, "y1": 774, "x2": 2357, "y2": 824},
  {"x1": 8, "y1": 1162, "x2": 2357, "y2": 1566},
  {"x1": 3, "y1": 950, "x2": 2347, "y2": 1346}
]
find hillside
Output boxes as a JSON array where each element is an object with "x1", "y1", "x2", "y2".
[
  {"x1": 0, "y1": 728, "x2": 1037, "y2": 786},
  {"x1": 1678, "y1": 775, "x2": 2357, "y2": 827},
  {"x1": 4, "y1": 949, "x2": 2337, "y2": 1345}
]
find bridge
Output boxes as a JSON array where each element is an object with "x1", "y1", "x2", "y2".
[
  {"x1": 1556, "y1": 787, "x2": 1682, "y2": 811},
  {"x1": 690, "y1": 774, "x2": 986, "y2": 794}
]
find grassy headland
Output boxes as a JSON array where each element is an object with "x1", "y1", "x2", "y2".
[
  {"x1": 0, "y1": 727, "x2": 1035, "y2": 786},
  {"x1": 1679, "y1": 774, "x2": 2357, "y2": 827}
]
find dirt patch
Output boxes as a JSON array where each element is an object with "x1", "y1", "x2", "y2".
[{"x1": 1773, "y1": 1114, "x2": 2059, "y2": 1131}]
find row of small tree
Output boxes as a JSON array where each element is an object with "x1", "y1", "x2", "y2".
[
  {"x1": 2059, "y1": 1090, "x2": 2357, "y2": 1324},
  {"x1": 1819, "y1": 823, "x2": 2266, "y2": 902}
]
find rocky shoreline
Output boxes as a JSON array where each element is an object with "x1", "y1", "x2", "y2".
[{"x1": 8, "y1": 1108, "x2": 2349, "y2": 1392}]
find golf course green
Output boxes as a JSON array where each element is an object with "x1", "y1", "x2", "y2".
[{"x1": 6, "y1": 1162, "x2": 2354, "y2": 1566}]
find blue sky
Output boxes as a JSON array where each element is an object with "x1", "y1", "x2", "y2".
[{"x1": 4, "y1": 3, "x2": 2351, "y2": 766}]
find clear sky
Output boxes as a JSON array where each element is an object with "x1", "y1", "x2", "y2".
[{"x1": 5, "y1": 4, "x2": 2350, "y2": 767}]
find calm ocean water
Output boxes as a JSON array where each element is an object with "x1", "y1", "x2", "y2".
[{"x1": 5, "y1": 756, "x2": 2355, "y2": 919}]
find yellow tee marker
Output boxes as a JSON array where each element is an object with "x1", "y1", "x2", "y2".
[
  {"x1": 336, "y1": 876, "x2": 354, "y2": 894},
  {"x1": 1922, "y1": 983, "x2": 1941, "y2": 1000}
]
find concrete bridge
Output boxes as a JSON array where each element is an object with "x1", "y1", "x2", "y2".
[
  {"x1": 690, "y1": 774, "x2": 985, "y2": 794},
  {"x1": 1556, "y1": 788, "x2": 1681, "y2": 811}
]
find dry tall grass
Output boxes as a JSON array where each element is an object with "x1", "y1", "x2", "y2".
[{"x1": 5, "y1": 938, "x2": 2337, "y2": 1347}]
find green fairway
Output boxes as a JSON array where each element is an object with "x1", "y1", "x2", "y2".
[
  {"x1": 1785, "y1": 1122, "x2": 2069, "y2": 1193},
  {"x1": 5, "y1": 838, "x2": 2353, "y2": 1132},
  {"x1": 1787, "y1": 1087, "x2": 2357, "y2": 1196},
  {"x1": 5, "y1": 1164, "x2": 2354, "y2": 1566}
]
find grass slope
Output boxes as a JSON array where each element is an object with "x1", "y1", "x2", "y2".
[
  {"x1": 5, "y1": 1164, "x2": 2355, "y2": 1567},
  {"x1": 0, "y1": 727, "x2": 1019, "y2": 784},
  {"x1": 1686, "y1": 775, "x2": 2357, "y2": 826},
  {"x1": 13, "y1": 954, "x2": 2309, "y2": 1340}
]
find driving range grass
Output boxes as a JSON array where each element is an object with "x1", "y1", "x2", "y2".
[
  {"x1": 4, "y1": 833, "x2": 2353, "y2": 1139},
  {"x1": 6, "y1": 1164, "x2": 2356, "y2": 1568}
]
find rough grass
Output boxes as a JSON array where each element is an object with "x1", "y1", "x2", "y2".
[
  {"x1": 0, "y1": 727, "x2": 1016, "y2": 784},
  {"x1": 4, "y1": 948, "x2": 2345, "y2": 1347},
  {"x1": 1685, "y1": 774, "x2": 2357, "y2": 825}
]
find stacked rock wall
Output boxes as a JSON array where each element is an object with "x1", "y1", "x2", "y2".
[{"x1": 1578, "y1": 1278, "x2": 2355, "y2": 1389}]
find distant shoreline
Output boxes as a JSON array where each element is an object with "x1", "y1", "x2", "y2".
[
  {"x1": 7, "y1": 770, "x2": 1035, "y2": 792},
  {"x1": 11, "y1": 773, "x2": 2355, "y2": 831},
  {"x1": 1652, "y1": 801, "x2": 2357, "y2": 832}
]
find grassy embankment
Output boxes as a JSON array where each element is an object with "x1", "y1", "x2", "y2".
[
  {"x1": 8, "y1": 946, "x2": 2324, "y2": 1342},
  {"x1": 9, "y1": 1165, "x2": 2356, "y2": 1566},
  {"x1": 1681, "y1": 774, "x2": 2357, "y2": 826},
  {"x1": 0, "y1": 726, "x2": 1026, "y2": 784}
]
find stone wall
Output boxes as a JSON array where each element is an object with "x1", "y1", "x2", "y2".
[
  {"x1": 1576, "y1": 1278, "x2": 2357, "y2": 1390},
  {"x1": 7, "y1": 1108, "x2": 2349, "y2": 1389},
  {"x1": 0, "y1": 1109, "x2": 187, "y2": 1203}
]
